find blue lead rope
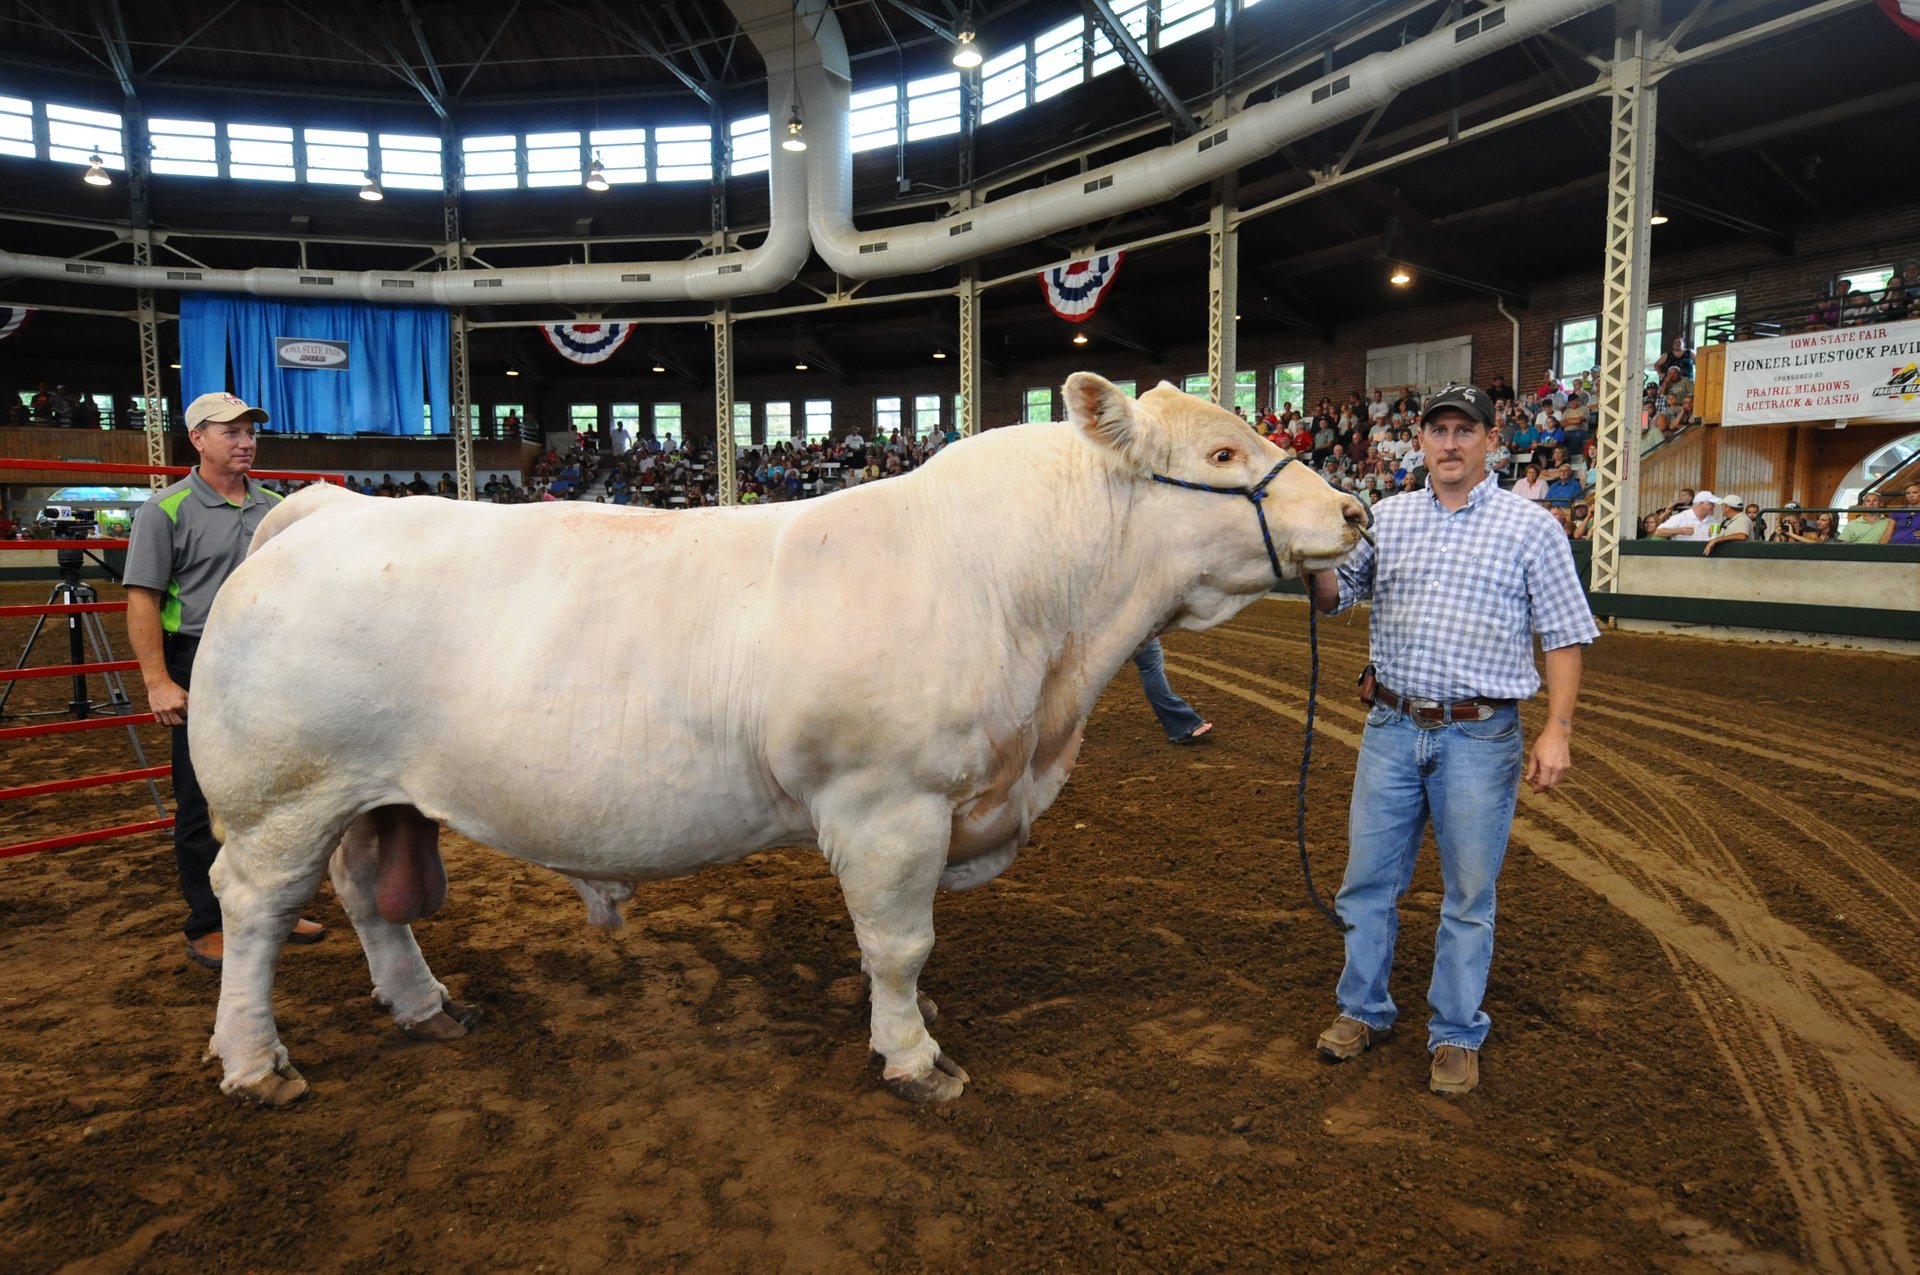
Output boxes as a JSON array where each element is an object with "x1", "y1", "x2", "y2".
[{"x1": 1149, "y1": 455, "x2": 1351, "y2": 936}]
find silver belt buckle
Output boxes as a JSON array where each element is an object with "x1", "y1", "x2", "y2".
[{"x1": 1409, "y1": 698, "x2": 1448, "y2": 729}]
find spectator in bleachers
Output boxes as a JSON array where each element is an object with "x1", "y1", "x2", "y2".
[
  {"x1": 1838, "y1": 492, "x2": 1893, "y2": 544},
  {"x1": 436, "y1": 472, "x2": 455, "y2": 496},
  {"x1": 1652, "y1": 491, "x2": 1718, "y2": 541},
  {"x1": 1568, "y1": 500, "x2": 1593, "y2": 540},
  {"x1": 1544, "y1": 467, "x2": 1582, "y2": 506},
  {"x1": 1512, "y1": 463, "x2": 1548, "y2": 501},
  {"x1": 1888, "y1": 481, "x2": 1920, "y2": 544},
  {"x1": 1883, "y1": 274, "x2": 1911, "y2": 322},
  {"x1": 1654, "y1": 338, "x2": 1694, "y2": 383},
  {"x1": 1842, "y1": 290, "x2": 1877, "y2": 326},
  {"x1": 1701, "y1": 495, "x2": 1751, "y2": 556},
  {"x1": 1783, "y1": 511, "x2": 1838, "y2": 543},
  {"x1": 1484, "y1": 374, "x2": 1515, "y2": 406}
]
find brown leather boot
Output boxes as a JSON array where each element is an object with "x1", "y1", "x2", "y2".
[
  {"x1": 1316, "y1": 1015, "x2": 1377, "y2": 1061},
  {"x1": 185, "y1": 932, "x2": 224, "y2": 970},
  {"x1": 287, "y1": 918, "x2": 327, "y2": 945},
  {"x1": 1430, "y1": 1045, "x2": 1480, "y2": 1095}
]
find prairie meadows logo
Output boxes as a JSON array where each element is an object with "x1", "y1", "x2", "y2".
[{"x1": 1870, "y1": 362, "x2": 1920, "y2": 402}]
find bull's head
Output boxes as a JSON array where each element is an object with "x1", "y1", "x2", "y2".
[{"x1": 1064, "y1": 372, "x2": 1367, "y2": 627}]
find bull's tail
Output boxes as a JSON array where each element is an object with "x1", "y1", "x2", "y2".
[{"x1": 248, "y1": 482, "x2": 360, "y2": 556}]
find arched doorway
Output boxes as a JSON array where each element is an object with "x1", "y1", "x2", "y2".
[{"x1": 1829, "y1": 430, "x2": 1920, "y2": 508}]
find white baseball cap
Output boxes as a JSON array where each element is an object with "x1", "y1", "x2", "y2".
[
  {"x1": 1720, "y1": 494, "x2": 1744, "y2": 507},
  {"x1": 185, "y1": 391, "x2": 270, "y2": 430},
  {"x1": 1692, "y1": 491, "x2": 1718, "y2": 507}
]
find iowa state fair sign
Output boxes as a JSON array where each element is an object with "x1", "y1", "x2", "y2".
[
  {"x1": 274, "y1": 337, "x2": 351, "y2": 370},
  {"x1": 1722, "y1": 318, "x2": 1920, "y2": 426}
]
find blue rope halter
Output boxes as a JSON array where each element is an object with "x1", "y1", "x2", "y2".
[
  {"x1": 1147, "y1": 452, "x2": 1351, "y2": 935},
  {"x1": 1149, "y1": 456, "x2": 1294, "y2": 584}
]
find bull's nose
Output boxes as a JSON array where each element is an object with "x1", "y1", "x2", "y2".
[{"x1": 1342, "y1": 498, "x2": 1369, "y2": 527}]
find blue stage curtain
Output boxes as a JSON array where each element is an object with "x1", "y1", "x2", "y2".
[{"x1": 178, "y1": 293, "x2": 451, "y2": 435}]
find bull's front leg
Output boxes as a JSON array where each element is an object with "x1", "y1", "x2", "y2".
[{"x1": 819, "y1": 791, "x2": 969, "y2": 1103}]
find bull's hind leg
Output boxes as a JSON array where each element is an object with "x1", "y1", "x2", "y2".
[
  {"x1": 207, "y1": 810, "x2": 340, "y2": 1105},
  {"x1": 820, "y1": 792, "x2": 969, "y2": 1103},
  {"x1": 330, "y1": 807, "x2": 478, "y2": 1042}
]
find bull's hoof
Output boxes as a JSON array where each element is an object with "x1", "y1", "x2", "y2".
[
  {"x1": 917, "y1": 991, "x2": 938, "y2": 1026},
  {"x1": 402, "y1": 997, "x2": 481, "y2": 1042},
  {"x1": 884, "y1": 1053, "x2": 970, "y2": 1104},
  {"x1": 230, "y1": 1061, "x2": 310, "y2": 1107}
]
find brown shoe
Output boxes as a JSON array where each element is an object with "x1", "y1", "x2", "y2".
[
  {"x1": 185, "y1": 932, "x2": 224, "y2": 970},
  {"x1": 1430, "y1": 1044, "x2": 1480, "y2": 1095},
  {"x1": 287, "y1": 918, "x2": 327, "y2": 945},
  {"x1": 1316, "y1": 1015, "x2": 1377, "y2": 1061}
]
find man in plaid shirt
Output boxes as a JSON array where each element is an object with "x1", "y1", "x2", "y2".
[{"x1": 1303, "y1": 384, "x2": 1598, "y2": 1096}]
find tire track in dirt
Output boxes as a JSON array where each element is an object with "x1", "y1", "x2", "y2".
[{"x1": 1165, "y1": 637, "x2": 1920, "y2": 1273}]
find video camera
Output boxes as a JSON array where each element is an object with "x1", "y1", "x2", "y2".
[{"x1": 38, "y1": 505, "x2": 97, "y2": 540}]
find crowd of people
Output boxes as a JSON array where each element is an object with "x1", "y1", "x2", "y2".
[{"x1": 6, "y1": 382, "x2": 120, "y2": 429}]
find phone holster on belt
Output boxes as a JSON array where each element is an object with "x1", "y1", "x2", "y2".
[{"x1": 1357, "y1": 662, "x2": 1378, "y2": 706}]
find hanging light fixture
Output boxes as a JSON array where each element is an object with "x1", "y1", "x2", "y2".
[
  {"x1": 951, "y1": 16, "x2": 983, "y2": 69},
  {"x1": 651, "y1": 363, "x2": 667, "y2": 373},
  {"x1": 932, "y1": 350, "x2": 947, "y2": 360},
  {"x1": 782, "y1": 5, "x2": 808, "y2": 152},
  {"x1": 1072, "y1": 332, "x2": 1089, "y2": 346},
  {"x1": 794, "y1": 361, "x2": 809, "y2": 371},
  {"x1": 82, "y1": 153, "x2": 111, "y2": 187},
  {"x1": 505, "y1": 368, "x2": 520, "y2": 377},
  {"x1": 1389, "y1": 264, "x2": 1412, "y2": 286},
  {"x1": 586, "y1": 154, "x2": 610, "y2": 192},
  {"x1": 1649, "y1": 209, "x2": 1670, "y2": 226},
  {"x1": 358, "y1": 171, "x2": 384, "y2": 202}
]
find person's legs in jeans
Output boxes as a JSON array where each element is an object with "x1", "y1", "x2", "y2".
[
  {"x1": 1425, "y1": 707, "x2": 1524, "y2": 1051},
  {"x1": 165, "y1": 637, "x2": 222, "y2": 940},
  {"x1": 1333, "y1": 708, "x2": 1430, "y2": 1031},
  {"x1": 1132, "y1": 638, "x2": 1207, "y2": 741}
]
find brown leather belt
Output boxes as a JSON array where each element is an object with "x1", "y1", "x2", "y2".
[{"x1": 1374, "y1": 683, "x2": 1513, "y2": 726}]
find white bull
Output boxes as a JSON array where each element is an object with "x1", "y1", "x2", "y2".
[{"x1": 193, "y1": 373, "x2": 1365, "y2": 1105}]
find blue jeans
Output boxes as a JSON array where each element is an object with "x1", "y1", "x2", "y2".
[
  {"x1": 1132, "y1": 638, "x2": 1206, "y2": 741},
  {"x1": 1333, "y1": 701, "x2": 1524, "y2": 1051}
]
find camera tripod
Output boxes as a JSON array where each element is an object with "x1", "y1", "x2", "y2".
[{"x1": 1, "y1": 548, "x2": 165, "y2": 814}]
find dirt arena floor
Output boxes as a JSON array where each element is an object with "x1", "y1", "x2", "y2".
[{"x1": 2, "y1": 580, "x2": 1916, "y2": 1273}]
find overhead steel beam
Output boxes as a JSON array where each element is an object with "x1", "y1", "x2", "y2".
[
  {"x1": 454, "y1": 0, "x2": 524, "y2": 99},
  {"x1": 1699, "y1": 81, "x2": 1920, "y2": 154},
  {"x1": 144, "y1": 0, "x2": 243, "y2": 77},
  {"x1": 363, "y1": 5, "x2": 449, "y2": 119},
  {"x1": 581, "y1": 0, "x2": 714, "y2": 106},
  {"x1": 401, "y1": 0, "x2": 450, "y2": 106},
  {"x1": 1081, "y1": 0, "x2": 1202, "y2": 136},
  {"x1": 1350, "y1": 180, "x2": 1526, "y2": 301},
  {"x1": 91, "y1": 0, "x2": 138, "y2": 99},
  {"x1": 1654, "y1": 0, "x2": 1871, "y2": 72}
]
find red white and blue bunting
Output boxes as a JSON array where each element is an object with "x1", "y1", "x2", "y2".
[
  {"x1": 1037, "y1": 251, "x2": 1125, "y2": 323},
  {"x1": 1880, "y1": 0, "x2": 1920, "y2": 38},
  {"x1": 540, "y1": 321, "x2": 634, "y2": 365},
  {"x1": 0, "y1": 306, "x2": 31, "y2": 344}
]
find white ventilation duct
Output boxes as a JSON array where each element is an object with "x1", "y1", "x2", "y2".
[
  {"x1": 0, "y1": 0, "x2": 809, "y2": 306},
  {"x1": 804, "y1": 0, "x2": 1608, "y2": 278}
]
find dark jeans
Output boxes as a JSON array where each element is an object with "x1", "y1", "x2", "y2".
[{"x1": 164, "y1": 634, "x2": 222, "y2": 939}]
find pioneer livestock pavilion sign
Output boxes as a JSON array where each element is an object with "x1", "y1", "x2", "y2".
[{"x1": 1722, "y1": 316, "x2": 1920, "y2": 426}]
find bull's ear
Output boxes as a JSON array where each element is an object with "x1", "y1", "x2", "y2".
[{"x1": 1063, "y1": 372, "x2": 1136, "y2": 452}]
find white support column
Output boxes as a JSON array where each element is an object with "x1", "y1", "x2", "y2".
[
  {"x1": 958, "y1": 268, "x2": 981, "y2": 437},
  {"x1": 1590, "y1": 1, "x2": 1657, "y2": 596},
  {"x1": 1206, "y1": 182, "x2": 1239, "y2": 406},
  {"x1": 443, "y1": 127, "x2": 474, "y2": 500},
  {"x1": 125, "y1": 107, "x2": 167, "y2": 489},
  {"x1": 714, "y1": 302, "x2": 736, "y2": 505}
]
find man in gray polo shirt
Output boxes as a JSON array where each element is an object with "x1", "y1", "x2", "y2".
[{"x1": 124, "y1": 391, "x2": 326, "y2": 969}]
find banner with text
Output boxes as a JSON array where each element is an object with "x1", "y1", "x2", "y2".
[{"x1": 1722, "y1": 318, "x2": 1920, "y2": 426}]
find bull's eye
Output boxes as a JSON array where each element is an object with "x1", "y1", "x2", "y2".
[{"x1": 1210, "y1": 448, "x2": 1236, "y2": 464}]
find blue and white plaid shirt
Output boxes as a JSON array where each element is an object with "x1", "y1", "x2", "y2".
[{"x1": 1334, "y1": 471, "x2": 1599, "y2": 702}]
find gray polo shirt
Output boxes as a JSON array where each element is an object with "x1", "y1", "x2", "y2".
[{"x1": 123, "y1": 471, "x2": 282, "y2": 638}]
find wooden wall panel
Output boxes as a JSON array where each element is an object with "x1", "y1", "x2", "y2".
[
  {"x1": 1713, "y1": 426, "x2": 1792, "y2": 507},
  {"x1": 1695, "y1": 344, "x2": 1725, "y2": 424},
  {"x1": 1638, "y1": 425, "x2": 1708, "y2": 513}
]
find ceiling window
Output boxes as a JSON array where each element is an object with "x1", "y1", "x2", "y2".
[
  {"x1": 45, "y1": 103, "x2": 123, "y2": 169},
  {"x1": 653, "y1": 124, "x2": 711, "y2": 181},
  {"x1": 590, "y1": 127, "x2": 647, "y2": 184},
  {"x1": 1839, "y1": 264, "x2": 1894, "y2": 295},
  {"x1": 1689, "y1": 291, "x2": 1738, "y2": 348},
  {"x1": 378, "y1": 133, "x2": 441, "y2": 190},
  {"x1": 905, "y1": 73, "x2": 961, "y2": 141},
  {"x1": 0, "y1": 96, "x2": 32, "y2": 159},
  {"x1": 525, "y1": 130, "x2": 582, "y2": 187},
  {"x1": 850, "y1": 85, "x2": 899, "y2": 153},
  {"x1": 728, "y1": 115, "x2": 769, "y2": 177},
  {"x1": 462, "y1": 134, "x2": 519, "y2": 190},
  {"x1": 1159, "y1": 0, "x2": 1218, "y2": 46},
  {"x1": 148, "y1": 118, "x2": 217, "y2": 177},
  {"x1": 980, "y1": 46, "x2": 1028, "y2": 125},
  {"x1": 804, "y1": 399, "x2": 833, "y2": 441},
  {"x1": 304, "y1": 128, "x2": 369, "y2": 185},
  {"x1": 1090, "y1": 5, "x2": 1151, "y2": 77},
  {"x1": 228, "y1": 123, "x2": 295, "y2": 181},
  {"x1": 1032, "y1": 19, "x2": 1086, "y2": 102}
]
